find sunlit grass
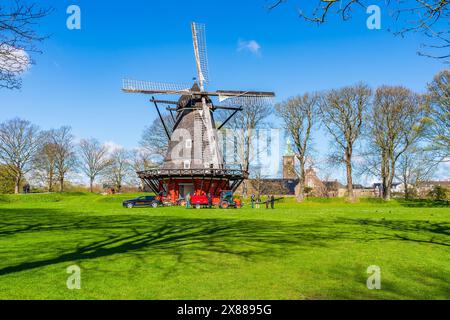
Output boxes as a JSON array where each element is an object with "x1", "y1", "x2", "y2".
[{"x1": 0, "y1": 193, "x2": 448, "y2": 300}]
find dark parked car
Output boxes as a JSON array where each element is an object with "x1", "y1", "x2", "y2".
[{"x1": 123, "y1": 196, "x2": 160, "y2": 209}]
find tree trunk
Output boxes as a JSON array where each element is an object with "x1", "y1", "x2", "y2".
[
  {"x1": 241, "y1": 180, "x2": 248, "y2": 198},
  {"x1": 383, "y1": 169, "x2": 391, "y2": 200},
  {"x1": 383, "y1": 155, "x2": 396, "y2": 201},
  {"x1": 59, "y1": 176, "x2": 64, "y2": 193},
  {"x1": 380, "y1": 150, "x2": 390, "y2": 200},
  {"x1": 295, "y1": 160, "x2": 306, "y2": 202},
  {"x1": 14, "y1": 174, "x2": 21, "y2": 194},
  {"x1": 404, "y1": 183, "x2": 408, "y2": 199},
  {"x1": 242, "y1": 155, "x2": 250, "y2": 198},
  {"x1": 48, "y1": 171, "x2": 53, "y2": 192},
  {"x1": 382, "y1": 166, "x2": 390, "y2": 200},
  {"x1": 384, "y1": 164, "x2": 395, "y2": 201},
  {"x1": 89, "y1": 177, "x2": 94, "y2": 193},
  {"x1": 402, "y1": 158, "x2": 409, "y2": 199},
  {"x1": 345, "y1": 148, "x2": 354, "y2": 201},
  {"x1": 295, "y1": 181, "x2": 304, "y2": 202},
  {"x1": 384, "y1": 185, "x2": 391, "y2": 200},
  {"x1": 403, "y1": 178, "x2": 409, "y2": 200}
]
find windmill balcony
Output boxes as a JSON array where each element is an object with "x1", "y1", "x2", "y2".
[{"x1": 137, "y1": 167, "x2": 248, "y2": 180}]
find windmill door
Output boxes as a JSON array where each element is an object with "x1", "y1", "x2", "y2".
[{"x1": 179, "y1": 184, "x2": 195, "y2": 198}]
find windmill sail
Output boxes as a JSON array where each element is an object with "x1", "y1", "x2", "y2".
[
  {"x1": 216, "y1": 90, "x2": 275, "y2": 97},
  {"x1": 122, "y1": 79, "x2": 191, "y2": 94},
  {"x1": 191, "y1": 22, "x2": 221, "y2": 167},
  {"x1": 191, "y1": 22, "x2": 209, "y2": 90},
  {"x1": 219, "y1": 95, "x2": 274, "y2": 107}
]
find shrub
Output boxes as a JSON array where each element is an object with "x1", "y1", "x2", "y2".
[
  {"x1": 304, "y1": 187, "x2": 313, "y2": 196},
  {"x1": 0, "y1": 166, "x2": 14, "y2": 194},
  {"x1": 428, "y1": 185, "x2": 448, "y2": 201}
]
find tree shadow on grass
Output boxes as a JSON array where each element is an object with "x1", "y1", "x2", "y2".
[
  {"x1": 0, "y1": 208, "x2": 449, "y2": 281},
  {"x1": 359, "y1": 197, "x2": 449, "y2": 208},
  {"x1": 396, "y1": 199, "x2": 449, "y2": 208},
  {"x1": 0, "y1": 207, "x2": 340, "y2": 277},
  {"x1": 325, "y1": 266, "x2": 450, "y2": 300},
  {"x1": 336, "y1": 217, "x2": 450, "y2": 247}
]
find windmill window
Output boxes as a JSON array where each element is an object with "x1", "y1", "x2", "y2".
[
  {"x1": 186, "y1": 139, "x2": 192, "y2": 149},
  {"x1": 184, "y1": 160, "x2": 191, "y2": 169}
]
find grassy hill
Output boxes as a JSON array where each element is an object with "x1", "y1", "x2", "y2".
[{"x1": 0, "y1": 193, "x2": 448, "y2": 299}]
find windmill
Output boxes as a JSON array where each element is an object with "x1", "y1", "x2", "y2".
[{"x1": 123, "y1": 22, "x2": 275, "y2": 203}]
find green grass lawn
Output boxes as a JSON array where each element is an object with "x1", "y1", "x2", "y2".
[{"x1": 0, "y1": 193, "x2": 448, "y2": 300}]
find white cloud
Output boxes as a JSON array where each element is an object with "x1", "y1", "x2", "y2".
[
  {"x1": 104, "y1": 141, "x2": 124, "y2": 154},
  {"x1": 0, "y1": 44, "x2": 30, "y2": 74},
  {"x1": 237, "y1": 39, "x2": 261, "y2": 55},
  {"x1": 436, "y1": 161, "x2": 450, "y2": 180}
]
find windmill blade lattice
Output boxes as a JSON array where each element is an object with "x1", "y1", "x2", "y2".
[
  {"x1": 219, "y1": 95, "x2": 274, "y2": 108},
  {"x1": 122, "y1": 79, "x2": 191, "y2": 94},
  {"x1": 191, "y1": 22, "x2": 210, "y2": 86}
]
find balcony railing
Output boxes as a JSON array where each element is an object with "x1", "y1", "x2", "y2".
[{"x1": 137, "y1": 167, "x2": 248, "y2": 179}]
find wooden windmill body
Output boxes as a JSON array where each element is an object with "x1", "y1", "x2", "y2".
[{"x1": 123, "y1": 22, "x2": 275, "y2": 204}]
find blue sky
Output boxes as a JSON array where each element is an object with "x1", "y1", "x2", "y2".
[{"x1": 1, "y1": 0, "x2": 447, "y2": 180}]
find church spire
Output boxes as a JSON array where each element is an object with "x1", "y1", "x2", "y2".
[{"x1": 284, "y1": 137, "x2": 294, "y2": 156}]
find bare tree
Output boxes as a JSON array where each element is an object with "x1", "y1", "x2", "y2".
[
  {"x1": 396, "y1": 147, "x2": 436, "y2": 199},
  {"x1": 0, "y1": 0, "x2": 52, "y2": 89},
  {"x1": 78, "y1": 139, "x2": 111, "y2": 192},
  {"x1": 33, "y1": 127, "x2": 76, "y2": 192},
  {"x1": 33, "y1": 133, "x2": 58, "y2": 191},
  {"x1": 269, "y1": 1, "x2": 449, "y2": 62},
  {"x1": 219, "y1": 99, "x2": 272, "y2": 196},
  {"x1": 275, "y1": 93, "x2": 318, "y2": 201},
  {"x1": 44, "y1": 126, "x2": 77, "y2": 192},
  {"x1": 367, "y1": 86, "x2": 427, "y2": 200},
  {"x1": 130, "y1": 149, "x2": 155, "y2": 190},
  {"x1": 249, "y1": 167, "x2": 270, "y2": 197},
  {"x1": 105, "y1": 148, "x2": 132, "y2": 193},
  {"x1": 0, "y1": 118, "x2": 41, "y2": 193},
  {"x1": 426, "y1": 69, "x2": 450, "y2": 161},
  {"x1": 318, "y1": 84, "x2": 371, "y2": 200},
  {"x1": 140, "y1": 114, "x2": 174, "y2": 161}
]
